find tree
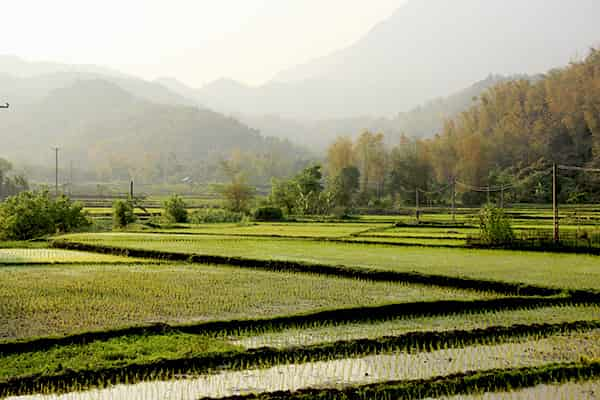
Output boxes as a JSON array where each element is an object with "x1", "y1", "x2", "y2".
[
  {"x1": 294, "y1": 165, "x2": 324, "y2": 215},
  {"x1": 113, "y1": 199, "x2": 136, "y2": 228},
  {"x1": 353, "y1": 131, "x2": 386, "y2": 197},
  {"x1": 269, "y1": 178, "x2": 298, "y2": 214},
  {"x1": 326, "y1": 136, "x2": 355, "y2": 178},
  {"x1": 0, "y1": 158, "x2": 12, "y2": 199},
  {"x1": 222, "y1": 176, "x2": 255, "y2": 212},
  {"x1": 295, "y1": 164, "x2": 323, "y2": 195},
  {"x1": 330, "y1": 166, "x2": 360, "y2": 208},
  {"x1": 163, "y1": 194, "x2": 188, "y2": 223},
  {"x1": 388, "y1": 138, "x2": 432, "y2": 205}
]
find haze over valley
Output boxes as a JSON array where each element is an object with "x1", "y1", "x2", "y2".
[{"x1": 1, "y1": 0, "x2": 599, "y2": 182}]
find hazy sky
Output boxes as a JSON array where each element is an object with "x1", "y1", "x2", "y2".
[{"x1": 0, "y1": 0, "x2": 406, "y2": 87}]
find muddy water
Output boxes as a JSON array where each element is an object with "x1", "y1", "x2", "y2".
[
  {"x1": 9, "y1": 331, "x2": 600, "y2": 400},
  {"x1": 233, "y1": 305, "x2": 600, "y2": 349},
  {"x1": 433, "y1": 379, "x2": 600, "y2": 399}
]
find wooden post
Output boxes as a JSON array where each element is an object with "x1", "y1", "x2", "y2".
[
  {"x1": 553, "y1": 164, "x2": 559, "y2": 243},
  {"x1": 130, "y1": 180, "x2": 134, "y2": 199}
]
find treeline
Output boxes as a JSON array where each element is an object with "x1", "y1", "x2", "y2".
[
  {"x1": 4, "y1": 79, "x2": 311, "y2": 186},
  {"x1": 0, "y1": 158, "x2": 28, "y2": 200},
  {"x1": 319, "y1": 48, "x2": 600, "y2": 207}
]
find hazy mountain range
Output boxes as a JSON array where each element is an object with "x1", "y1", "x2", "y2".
[
  {"x1": 226, "y1": 74, "x2": 517, "y2": 150},
  {"x1": 0, "y1": 55, "x2": 195, "y2": 108},
  {"x1": 1, "y1": 0, "x2": 599, "y2": 179},
  {"x1": 160, "y1": 0, "x2": 600, "y2": 120},
  {"x1": 0, "y1": 63, "x2": 305, "y2": 182}
]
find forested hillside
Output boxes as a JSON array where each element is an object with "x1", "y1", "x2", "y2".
[
  {"x1": 2, "y1": 79, "x2": 310, "y2": 185},
  {"x1": 324, "y1": 49, "x2": 600, "y2": 205},
  {"x1": 426, "y1": 48, "x2": 600, "y2": 201}
]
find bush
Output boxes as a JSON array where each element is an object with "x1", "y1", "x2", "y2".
[
  {"x1": 51, "y1": 196, "x2": 90, "y2": 233},
  {"x1": 330, "y1": 206, "x2": 354, "y2": 219},
  {"x1": 0, "y1": 191, "x2": 90, "y2": 240},
  {"x1": 163, "y1": 194, "x2": 188, "y2": 223},
  {"x1": 478, "y1": 204, "x2": 514, "y2": 246},
  {"x1": 113, "y1": 199, "x2": 136, "y2": 228},
  {"x1": 253, "y1": 206, "x2": 284, "y2": 221},
  {"x1": 190, "y1": 208, "x2": 245, "y2": 223}
]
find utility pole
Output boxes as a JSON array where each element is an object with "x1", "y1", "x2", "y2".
[
  {"x1": 451, "y1": 178, "x2": 456, "y2": 223},
  {"x1": 500, "y1": 185, "x2": 504, "y2": 209},
  {"x1": 415, "y1": 188, "x2": 420, "y2": 223},
  {"x1": 553, "y1": 163, "x2": 559, "y2": 243},
  {"x1": 130, "y1": 180, "x2": 134, "y2": 199},
  {"x1": 69, "y1": 161, "x2": 73, "y2": 196},
  {"x1": 487, "y1": 185, "x2": 490, "y2": 204},
  {"x1": 52, "y1": 147, "x2": 60, "y2": 197}
]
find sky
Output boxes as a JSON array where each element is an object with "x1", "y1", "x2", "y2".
[{"x1": 0, "y1": 0, "x2": 406, "y2": 87}]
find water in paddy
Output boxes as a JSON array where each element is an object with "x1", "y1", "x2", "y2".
[{"x1": 9, "y1": 330, "x2": 600, "y2": 400}]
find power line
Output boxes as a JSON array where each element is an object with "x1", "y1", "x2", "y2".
[
  {"x1": 558, "y1": 165, "x2": 600, "y2": 173},
  {"x1": 455, "y1": 181, "x2": 513, "y2": 192}
]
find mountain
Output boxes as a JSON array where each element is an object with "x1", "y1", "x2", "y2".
[
  {"x1": 227, "y1": 74, "x2": 516, "y2": 150},
  {"x1": 159, "y1": 73, "x2": 516, "y2": 150},
  {"x1": 1, "y1": 78, "x2": 309, "y2": 183},
  {"x1": 189, "y1": 0, "x2": 600, "y2": 119},
  {"x1": 0, "y1": 55, "x2": 195, "y2": 107}
]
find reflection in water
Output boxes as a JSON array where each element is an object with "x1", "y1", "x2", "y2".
[{"x1": 9, "y1": 332, "x2": 600, "y2": 400}]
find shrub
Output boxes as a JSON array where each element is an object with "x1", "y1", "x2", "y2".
[
  {"x1": 0, "y1": 191, "x2": 90, "y2": 240},
  {"x1": 163, "y1": 194, "x2": 188, "y2": 223},
  {"x1": 112, "y1": 199, "x2": 136, "y2": 228},
  {"x1": 253, "y1": 206, "x2": 284, "y2": 221},
  {"x1": 51, "y1": 196, "x2": 90, "y2": 233},
  {"x1": 190, "y1": 208, "x2": 245, "y2": 223},
  {"x1": 478, "y1": 204, "x2": 514, "y2": 246}
]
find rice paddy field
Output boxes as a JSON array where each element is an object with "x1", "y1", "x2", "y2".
[
  {"x1": 2, "y1": 205, "x2": 600, "y2": 399},
  {"x1": 56, "y1": 232, "x2": 600, "y2": 290}
]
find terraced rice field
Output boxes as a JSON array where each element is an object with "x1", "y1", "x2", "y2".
[
  {"x1": 156, "y1": 222, "x2": 382, "y2": 238},
  {"x1": 0, "y1": 249, "x2": 144, "y2": 264},
  {"x1": 7, "y1": 330, "x2": 600, "y2": 399},
  {"x1": 437, "y1": 380, "x2": 600, "y2": 399},
  {"x1": 233, "y1": 304, "x2": 600, "y2": 348},
  {"x1": 58, "y1": 232, "x2": 600, "y2": 290},
  {"x1": 2, "y1": 262, "x2": 499, "y2": 340},
  {"x1": 3, "y1": 214, "x2": 600, "y2": 399}
]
